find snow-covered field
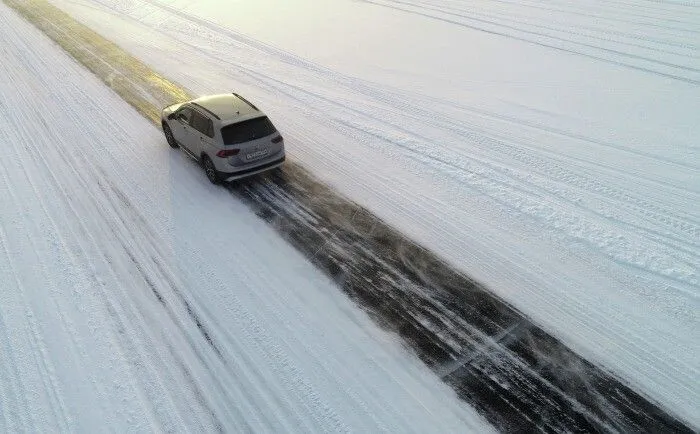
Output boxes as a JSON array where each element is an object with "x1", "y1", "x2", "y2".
[
  {"x1": 43, "y1": 0, "x2": 700, "y2": 426},
  {"x1": 0, "y1": 3, "x2": 493, "y2": 431}
]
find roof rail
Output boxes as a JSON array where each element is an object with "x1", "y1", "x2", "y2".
[
  {"x1": 233, "y1": 93, "x2": 259, "y2": 111},
  {"x1": 191, "y1": 102, "x2": 221, "y2": 120}
]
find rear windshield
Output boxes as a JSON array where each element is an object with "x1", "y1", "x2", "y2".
[{"x1": 221, "y1": 117, "x2": 277, "y2": 144}]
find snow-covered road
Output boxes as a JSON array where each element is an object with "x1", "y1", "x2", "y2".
[
  {"x1": 42, "y1": 0, "x2": 700, "y2": 427},
  {"x1": 3, "y1": 0, "x2": 692, "y2": 431},
  {"x1": 0, "y1": 3, "x2": 492, "y2": 431}
]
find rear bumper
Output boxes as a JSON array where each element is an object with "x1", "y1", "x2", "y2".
[{"x1": 220, "y1": 156, "x2": 285, "y2": 182}]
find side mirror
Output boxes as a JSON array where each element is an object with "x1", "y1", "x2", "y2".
[{"x1": 167, "y1": 113, "x2": 176, "y2": 120}]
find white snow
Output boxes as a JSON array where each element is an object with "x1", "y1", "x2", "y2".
[
  {"x1": 43, "y1": 0, "x2": 700, "y2": 426},
  {"x1": 0, "y1": 3, "x2": 493, "y2": 432}
]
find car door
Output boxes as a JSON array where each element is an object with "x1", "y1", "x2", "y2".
[
  {"x1": 171, "y1": 106, "x2": 195, "y2": 152},
  {"x1": 189, "y1": 110, "x2": 215, "y2": 158}
]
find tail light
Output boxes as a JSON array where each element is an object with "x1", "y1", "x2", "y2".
[
  {"x1": 216, "y1": 149, "x2": 240, "y2": 157},
  {"x1": 271, "y1": 135, "x2": 283, "y2": 144}
]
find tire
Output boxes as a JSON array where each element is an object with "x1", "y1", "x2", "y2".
[
  {"x1": 202, "y1": 155, "x2": 220, "y2": 184},
  {"x1": 162, "y1": 123, "x2": 178, "y2": 148}
]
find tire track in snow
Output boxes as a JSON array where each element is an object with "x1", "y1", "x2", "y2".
[
  {"x1": 0, "y1": 9, "x2": 228, "y2": 431},
  {"x1": 0, "y1": 229, "x2": 71, "y2": 433},
  {"x1": 379, "y1": 0, "x2": 700, "y2": 59},
  {"x1": 90, "y1": 167, "x2": 304, "y2": 431},
  {"x1": 0, "y1": 86, "x2": 129, "y2": 428},
  {"x1": 29, "y1": 110, "x2": 224, "y2": 433},
  {"x1": 0, "y1": 243, "x2": 32, "y2": 434},
  {"x1": 5, "y1": 78, "x2": 163, "y2": 434},
  {"x1": 0, "y1": 139, "x2": 76, "y2": 433},
  {"x1": 43, "y1": 113, "x2": 232, "y2": 423},
  {"x1": 4, "y1": 0, "x2": 695, "y2": 432},
  {"x1": 510, "y1": 0, "x2": 700, "y2": 29},
  {"x1": 0, "y1": 116, "x2": 37, "y2": 434},
  {"x1": 421, "y1": 0, "x2": 700, "y2": 34},
  {"x1": 360, "y1": 0, "x2": 700, "y2": 84},
  {"x1": 0, "y1": 85, "x2": 166, "y2": 433}
]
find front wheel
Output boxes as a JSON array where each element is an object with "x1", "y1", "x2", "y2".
[
  {"x1": 162, "y1": 123, "x2": 178, "y2": 148},
  {"x1": 202, "y1": 155, "x2": 220, "y2": 184}
]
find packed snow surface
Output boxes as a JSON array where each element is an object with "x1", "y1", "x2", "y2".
[
  {"x1": 46, "y1": 0, "x2": 700, "y2": 426},
  {"x1": 0, "y1": 3, "x2": 493, "y2": 431}
]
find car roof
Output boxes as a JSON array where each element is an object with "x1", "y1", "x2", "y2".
[{"x1": 190, "y1": 93, "x2": 261, "y2": 122}]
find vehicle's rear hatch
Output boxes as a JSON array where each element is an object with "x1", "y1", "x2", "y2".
[{"x1": 221, "y1": 116, "x2": 283, "y2": 166}]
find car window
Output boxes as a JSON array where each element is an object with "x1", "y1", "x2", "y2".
[
  {"x1": 221, "y1": 117, "x2": 277, "y2": 145},
  {"x1": 190, "y1": 110, "x2": 214, "y2": 138},
  {"x1": 176, "y1": 107, "x2": 193, "y2": 124}
]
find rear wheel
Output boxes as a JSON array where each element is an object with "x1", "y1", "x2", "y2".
[
  {"x1": 202, "y1": 155, "x2": 220, "y2": 184},
  {"x1": 162, "y1": 123, "x2": 178, "y2": 148}
]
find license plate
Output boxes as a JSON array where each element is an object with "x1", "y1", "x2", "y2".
[{"x1": 245, "y1": 149, "x2": 269, "y2": 161}]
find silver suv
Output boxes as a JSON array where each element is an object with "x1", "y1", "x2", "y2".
[{"x1": 161, "y1": 93, "x2": 285, "y2": 183}]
